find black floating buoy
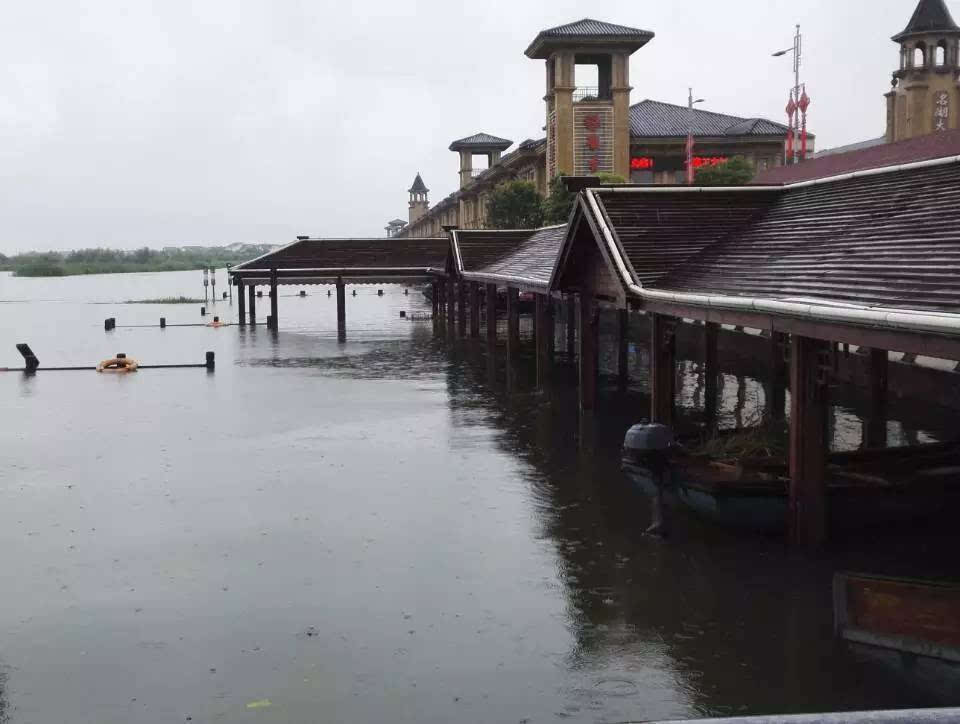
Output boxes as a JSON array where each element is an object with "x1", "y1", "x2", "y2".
[
  {"x1": 205, "y1": 351, "x2": 215, "y2": 370},
  {"x1": 222, "y1": 291, "x2": 227, "y2": 300},
  {"x1": 160, "y1": 317, "x2": 166, "y2": 328},
  {"x1": 257, "y1": 290, "x2": 263, "y2": 298},
  {"x1": 378, "y1": 289, "x2": 384, "y2": 296},
  {"x1": 404, "y1": 289, "x2": 409, "y2": 296},
  {"x1": 352, "y1": 290, "x2": 356, "y2": 297},
  {"x1": 300, "y1": 290, "x2": 306, "y2": 297},
  {"x1": 400, "y1": 311, "x2": 406, "y2": 318},
  {"x1": 116, "y1": 352, "x2": 126, "y2": 359},
  {"x1": 327, "y1": 290, "x2": 331, "y2": 297},
  {"x1": 200, "y1": 306, "x2": 206, "y2": 316},
  {"x1": 104, "y1": 318, "x2": 116, "y2": 331},
  {"x1": 213, "y1": 316, "x2": 220, "y2": 323}
]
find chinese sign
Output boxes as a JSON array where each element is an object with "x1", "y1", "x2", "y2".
[
  {"x1": 692, "y1": 156, "x2": 728, "y2": 168},
  {"x1": 631, "y1": 157, "x2": 654, "y2": 170},
  {"x1": 934, "y1": 91, "x2": 950, "y2": 133},
  {"x1": 574, "y1": 107, "x2": 613, "y2": 175},
  {"x1": 630, "y1": 156, "x2": 728, "y2": 171},
  {"x1": 584, "y1": 113, "x2": 601, "y2": 172}
]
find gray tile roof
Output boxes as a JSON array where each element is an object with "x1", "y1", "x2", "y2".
[
  {"x1": 893, "y1": 0, "x2": 960, "y2": 40},
  {"x1": 453, "y1": 226, "x2": 568, "y2": 290},
  {"x1": 232, "y1": 238, "x2": 449, "y2": 274},
  {"x1": 449, "y1": 133, "x2": 513, "y2": 152},
  {"x1": 526, "y1": 18, "x2": 654, "y2": 58},
  {"x1": 629, "y1": 100, "x2": 792, "y2": 139},
  {"x1": 408, "y1": 173, "x2": 428, "y2": 193}
]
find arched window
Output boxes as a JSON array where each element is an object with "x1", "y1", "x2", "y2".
[
  {"x1": 914, "y1": 43, "x2": 927, "y2": 68},
  {"x1": 901, "y1": 46, "x2": 908, "y2": 69},
  {"x1": 937, "y1": 40, "x2": 947, "y2": 66}
]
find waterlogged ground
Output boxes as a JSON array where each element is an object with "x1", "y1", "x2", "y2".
[{"x1": 1, "y1": 270, "x2": 958, "y2": 724}]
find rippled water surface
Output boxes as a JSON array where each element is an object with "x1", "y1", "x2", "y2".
[{"x1": 1, "y1": 270, "x2": 958, "y2": 724}]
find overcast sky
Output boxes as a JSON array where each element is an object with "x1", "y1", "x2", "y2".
[{"x1": 0, "y1": 0, "x2": 935, "y2": 253}]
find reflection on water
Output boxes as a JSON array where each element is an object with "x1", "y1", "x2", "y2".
[{"x1": 0, "y1": 270, "x2": 957, "y2": 724}]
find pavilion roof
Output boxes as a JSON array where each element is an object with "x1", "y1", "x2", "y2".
[
  {"x1": 525, "y1": 18, "x2": 654, "y2": 58},
  {"x1": 893, "y1": 0, "x2": 960, "y2": 41}
]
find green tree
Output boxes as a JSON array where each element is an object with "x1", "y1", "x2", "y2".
[
  {"x1": 694, "y1": 156, "x2": 755, "y2": 186},
  {"x1": 486, "y1": 180, "x2": 544, "y2": 229},
  {"x1": 541, "y1": 174, "x2": 576, "y2": 225},
  {"x1": 595, "y1": 172, "x2": 626, "y2": 185}
]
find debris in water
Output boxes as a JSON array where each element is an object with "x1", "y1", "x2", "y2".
[{"x1": 246, "y1": 699, "x2": 272, "y2": 709}]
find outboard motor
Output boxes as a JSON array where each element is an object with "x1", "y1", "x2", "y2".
[{"x1": 622, "y1": 422, "x2": 676, "y2": 537}]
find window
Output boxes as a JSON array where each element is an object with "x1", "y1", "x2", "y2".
[
  {"x1": 937, "y1": 41, "x2": 947, "y2": 66},
  {"x1": 914, "y1": 43, "x2": 927, "y2": 68},
  {"x1": 631, "y1": 170, "x2": 654, "y2": 184}
]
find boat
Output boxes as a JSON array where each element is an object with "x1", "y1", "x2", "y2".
[
  {"x1": 834, "y1": 572, "x2": 960, "y2": 663},
  {"x1": 621, "y1": 440, "x2": 960, "y2": 533}
]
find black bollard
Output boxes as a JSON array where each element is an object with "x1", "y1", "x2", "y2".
[
  {"x1": 160, "y1": 317, "x2": 166, "y2": 328},
  {"x1": 205, "y1": 351, "x2": 215, "y2": 370},
  {"x1": 257, "y1": 290, "x2": 263, "y2": 298},
  {"x1": 400, "y1": 311, "x2": 406, "y2": 318},
  {"x1": 104, "y1": 318, "x2": 116, "y2": 331},
  {"x1": 213, "y1": 316, "x2": 220, "y2": 323},
  {"x1": 352, "y1": 290, "x2": 356, "y2": 297},
  {"x1": 200, "y1": 306, "x2": 206, "y2": 316},
  {"x1": 404, "y1": 289, "x2": 408, "y2": 296},
  {"x1": 327, "y1": 290, "x2": 331, "y2": 297},
  {"x1": 378, "y1": 289, "x2": 383, "y2": 296},
  {"x1": 266, "y1": 315, "x2": 273, "y2": 330},
  {"x1": 300, "y1": 290, "x2": 306, "y2": 297},
  {"x1": 222, "y1": 291, "x2": 227, "y2": 300},
  {"x1": 116, "y1": 352, "x2": 126, "y2": 359}
]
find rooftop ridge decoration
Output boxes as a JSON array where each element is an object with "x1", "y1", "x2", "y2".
[
  {"x1": 525, "y1": 18, "x2": 654, "y2": 58},
  {"x1": 893, "y1": 0, "x2": 960, "y2": 41}
]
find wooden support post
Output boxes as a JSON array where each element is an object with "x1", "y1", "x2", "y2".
[
  {"x1": 447, "y1": 279, "x2": 456, "y2": 337},
  {"x1": 457, "y1": 282, "x2": 467, "y2": 338},
  {"x1": 237, "y1": 280, "x2": 246, "y2": 324},
  {"x1": 248, "y1": 285, "x2": 256, "y2": 324},
  {"x1": 535, "y1": 294, "x2": 549, "y2": 390},
  {"x1": 506, "y1": 287, "x2": 520, "y2": 360},
  {"x1": 566, "y1": 295, "x2": 576, "y2": 360},
  {"x1": 485, "y1": 283, "x2": 497, "y2": 344},
  {"x1": 336, "y1": 277, "x2": 346, "y2": 342},
  {"x1": 469, "y1": 282, "x2": 480, "y2": 338},
  {"x1": 768, "y1": 331, "x2": 788, "y2": 421},
  {"x1": 438, "y1": 280, "x2": 447, "y2": 319},
  {"x1": 546, "y1": 298, "x2": 555, "y2": 361},
  {"x1": 269, "y1": 268, "x2": 279, "y2": 330},
  {"x1": 431, "y1": 282, "x2": 438, "y2": 318},
  {"x1": 704, "y1": 322, "x2": 719, "y2": 428},
  {"x1": 578, "y1": 291, "x2": 597, "y2": 412},
  {"x1": 864, "y1": 348, "x2": 888, "y2": 449},
  {"x1": 617, "y1": 308, "x2": 629, "y2": 388},
  {"x1": 650, "y1": 314, "x2": 677, "y2": 427},
  {"x1": 789, "y1": 335, "x2": 831, "y2": 548}
]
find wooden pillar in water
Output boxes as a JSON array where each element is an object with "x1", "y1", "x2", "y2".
[
  {"x1": 485, "y1": 284, "x2": 497, "y2": 344},
  {"x1": 506, "y1": 287, "x2": 520, "y2": 359},
  {"x1": 248, "y1": 284, "x2": 257, "y2": 324},
  {"x1": 788, "y1": 335, "x2": 830, "y2": 548},
  {"x1": 457, "y1": 282, "x2": 467, "y2": 338},
  {"x1": 650, "y1": 313, "x2": 676, "y2": 427},
  {"x1": 565, "y1": 295, "x2": 576, "y2": 360},
  {"x1": 617, "y1": 308, "x2": 629, "y2": 388},
  {"x1": 336, "y1": 277, "x2": 346, "y2": 342},
  {"x1": 535, "y1": 293, "x2": 550, "y2": 390},
  {"x1": 237, "y1": 280, "x2": 246, "y2": 324},
  {"x1": 431, "y1": 282, "x2": 438, "y2": 318},
  {"x1": 469, "y1": 282, "x2": 480, "y2": 338},
  {"x1": 546, "y1": 298, "x2": 555, "y2": 361},
  {"x1": 768, "y1": 332, "x2": 788, "y2": 420},
  {"x1": 578, "y1": 291, "x2": 597, "y2": 412},
  {"x1": 269, "y1": 268, "x2": 279, "y2": 330},
  {"x1": 447, "y1": 278, "x2": 456, "y2": 337},
  {"x1": 863, "y1": 348, "x2": 888, "y2": 449},
  {"x1": 704, "y1": 322, "x2": 719, "y2": 428},
  {"x1": 438, "y1": 279, "x2": 447, "y2": 320}
]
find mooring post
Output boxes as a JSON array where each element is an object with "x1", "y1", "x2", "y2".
[
  {"x1": 237, "y1": 279, "x2": 246, "y2": 324},
  {"x1": 617, "y1": 307, "x2": 629, "y2": 389},
  {"x1": 650, "y1": 313, "x2": 677, "y2": 427},
  {"x1": 789, "y1": 335, "x2": 831, "y2": 548},
  {"x1": 578, "y1": 290, "x2": 597, "y2": 412},
  {"x1": 469, "y1": 282, "x2": 480, "y2": 339},
  {"x1": 336, "y1": 276, "x2": 346, "y2": 342},
  {"x1": 485, "y1": 283, "x2": 497, "y2": 344},
  {"x1": 864, "y1": 348, "x2": 889, "y2": 449},
  {"x1": 536, "y1": 293, "x2": 550, "y2": 390},
  {"x1": 506, "y1": 287, "x2": 520, "y2": 361},
  {"x1": 767, "y1": 331, "x2": 789, "y2": 421},
  {"x1": 160, "y1": 317, "x2": 166, "y2": 329},
  {"x1": 566, "y1": 294, "x2": 576, "y2": 361},
  {"x1": 269, "y1": 268, "x2": 279, "y2": 330},
  {"x1": 457, "y1": 281, "x2": 467, "y2": 338},
  {"x1": 248, "y1": 285, "x2": 257, "y2": 325},
  {"x1": 206, "y1": 351, "x2": 215, "y2": 370},
  {"x1": 704, "y1": 322, "x2": 719, "y2": 429}
]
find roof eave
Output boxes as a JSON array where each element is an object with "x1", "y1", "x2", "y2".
[{"x1": 525, "y1": 34, "x2": 654, "y2": 59}]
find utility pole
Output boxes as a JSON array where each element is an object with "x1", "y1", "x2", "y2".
[{"x1": 773, "y1": 25, "x2": 805, "y2": 165}]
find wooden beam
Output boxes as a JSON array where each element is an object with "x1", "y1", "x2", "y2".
[
  {"x1": 486, "y1": 283, "x2": 497, "y2": 344},
  {"x1": 767, "y1": 332, "x2": 788, "y2": 421},
  {"x1": 617, "y1": 308, "x2": 629, "y2": 389},
  {"x1": 336, "y1": 277, "x2": 346, "y2": 342},
  {"x1": 579, "y1": 291, "x2": 597, "y2": 412},
  {"x1": 536, "y1": 294, "x2": 550, "y2": 390},
  {"x1": 789, "y1": 335, "x2": 831, "y2": 548},
  {"x1": 248, "y1": 284, "x2": 256, "y2": 324},
  {"x1": 506, "y1": 286, "x2": 520, "y2": 358},
  {"x1": 704, "y1": 322, "x2": 719, "y2": 429},
  {"x1": 469, "y1": 282, "x2": 480, "y2": 338},
  {"x1": 237, "y1": 280, "x2": 246, "y2": 325},
  {"x1": 458, "y1": 282, "x2": 467, "y2": 338},
  {"x1": 650, "y1": 313, "x2": 677, "y2": 427},
  {"x1": 863, "y1": 349, "x2": 889, "y2": 449},
  {"x1": 269, "y1": 268, "x2": 279, "y2": 330}
]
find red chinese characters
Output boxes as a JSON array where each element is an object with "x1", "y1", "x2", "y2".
[
  {"x1": 583, "y1": 113, "x2": 602, "y2": 172},
  {"x1": 692, "y1": 156, "x2": 728, "y2": 168},
  {"x1": 631, "y1": 157, "x2": 654, "y2": 170}
]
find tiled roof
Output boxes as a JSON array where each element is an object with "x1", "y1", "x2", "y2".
[
  {"x1": 233, "y1": 238, "x2": 449, "y2": 273},
  {"x1": 811, "y1": 137, "x2": 886, "y2": 159},
  {"x1": 449, "y1": 133, "x2": 513, "y2": 152},
  {"x1": 526, "y1": 18, "x2": 654, "y2": 58},
  {"x1": 893, "y1": 0, "x2": 960, "y2": 40},
  {"x1": 453, "y1": 226, "x2": 568, "y2": 290},
  {"x1": 754, "y1": 127, "x2": 960, "y2": 185},
  {"x1": 579, "y1": 161, "x2": 960, "y2": 315},
  {"x1": 629, "y1": 100, "x2": 791, "y2": 139},
  {"x1": 408, "y1": 173, "x2": 428, "y2": 193}
]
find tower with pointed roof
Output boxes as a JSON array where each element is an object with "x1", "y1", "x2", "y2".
[
  {"x1": 408, "y1": 173, "x2": 429, "y2": 225},
  {"x1": 886, "y1": 0, "x2": 960, "y2": 142},
  {"x1": 525, "y1": 19, "x2": 654, "y2": 181}
]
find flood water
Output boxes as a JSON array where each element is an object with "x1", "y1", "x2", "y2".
[{"x1": 1, "y1": 269, "x2": 958, "y2": 724}]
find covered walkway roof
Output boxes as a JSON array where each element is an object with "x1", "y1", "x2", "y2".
[
  {"x1": 230, "y1": 237, "x2": 449, "y2": 285},
  {"x1": 450, "y1": 226, "x2": 567, "y2": 293}
]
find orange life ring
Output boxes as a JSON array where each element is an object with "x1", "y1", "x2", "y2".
[{"x1": 97, "y1": 357, "x2": 139, "y2": 373}]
